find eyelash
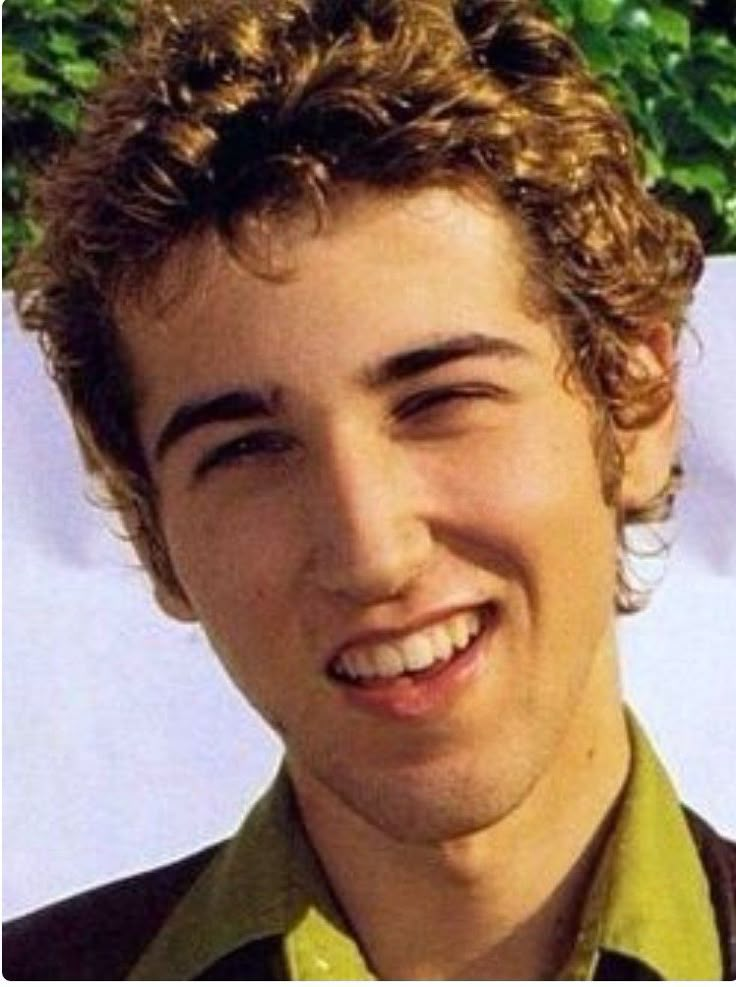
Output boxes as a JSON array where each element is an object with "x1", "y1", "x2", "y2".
[
  {"x1": 193, "y1": 384, "x2": 510, "y2": 479},
  {"x1": 194, "y1": 429, "x2": 295, "y2": 479},
  {"x1": 393, "y1": 382, "x2": 511, "y2": 421}
]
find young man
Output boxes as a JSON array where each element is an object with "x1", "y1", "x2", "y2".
[{"x1": 5, "y1": 0, "x2": 735, "y2": 979}]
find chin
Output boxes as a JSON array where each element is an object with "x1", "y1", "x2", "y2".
[{"x1": 305, "y1": 747, "x2": 539, "y2": 846}]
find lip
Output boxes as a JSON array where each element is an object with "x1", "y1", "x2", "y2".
[{"x1": 329, "y1": 603, "x2": 498, "y2": 720}]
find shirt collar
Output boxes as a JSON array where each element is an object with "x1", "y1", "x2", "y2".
[
  {"x1": 127, "y1": 769, "x2": 373, "y2": 980},
  {"x1": 129, "y1": 714, "x2": 721, "y2": 981},
  {"x1": 560, "y1": 712, "x2": 722, "y2": 979}
]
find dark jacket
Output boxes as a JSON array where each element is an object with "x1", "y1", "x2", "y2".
[{"x1": 4, "y1": 810, "x2": 735, "y2": 981}]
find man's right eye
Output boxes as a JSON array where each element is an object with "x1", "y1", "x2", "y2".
[{"x1": 194, "y1": 430, "x2": 295, "y2": 480}]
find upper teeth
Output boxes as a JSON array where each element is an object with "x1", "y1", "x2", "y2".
[{"x1": 333, "y1": 609, "x2": 482, "y2": 682}]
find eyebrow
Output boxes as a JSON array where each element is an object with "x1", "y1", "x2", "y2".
[
  {"x1": 361, "y1": 332, "x2": 531, "y2": 388},
  {"x1": 153, "y1": 332, "x2": 530, "y2": 463},
  {"x1": 154, "y1": 389, "x2": 280, "y2": 463}
]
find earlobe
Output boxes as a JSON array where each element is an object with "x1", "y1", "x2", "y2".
[
  {"x1": 153, "y1": 580, "x2": 198, "y2": 623},
  {"x1": 142, "y1": 541, "x2": 198, "y2": 623},
  {"x1": 117, "y1": 502, "x2": 198, "y2": 623},
  {"x1": 619, "y1": 399, "x2": 678, "y2": 511},
  {"x1": 617, "y1": 323, "x2": 679, "y2": 512}
]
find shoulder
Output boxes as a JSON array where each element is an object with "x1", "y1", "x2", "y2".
[
  {"x1": 684, "y1": 808, "x2": 736, "y2": 979},
  {"x1": 2, "y1": 842, "x2": 224, "y2": 981},
  {"x1": 685, "y1": 807, "x2": 736, "y2": 891}
]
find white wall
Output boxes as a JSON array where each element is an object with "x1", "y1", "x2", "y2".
[{"x1": 4, "y1": 260, "x2": 736, "y2": 919}]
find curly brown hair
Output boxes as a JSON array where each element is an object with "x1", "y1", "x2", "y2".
[{"x1": 15, "y1": 0, "x2": 703, "y2": 612}]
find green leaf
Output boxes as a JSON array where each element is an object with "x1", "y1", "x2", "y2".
[
  {"x1": 650, "y1": 6, "x2": 690, "y2": 50},
  {"x1": 541, "y1": 0, "x2": 576, "y2": 30},
  {"x1": 580, "y1": 0, "x2": 619, "y2": 26},
  {"x1": 2, "y1": 211, "x2": 31, "y2": 281},
  {"x1": 576, "y1": 26, "x2": 622, "y2": 72},
  {"x1": 695, "y1": 95, "x2": 736, "y2": 149},
  {"x1": 622, "y1": 6, "x2": 652, "y2": 31},
  {"x1": 47, "y1": 29, "x2": 80, "y2": 60},
  {"x1": 640, "y1": 145, "x2": 665, "y2": 185},
  {"x1": 615, "y1": 35, "x2": 661, "y2": 81},
  {"x1": 669, "y1": 161, "x2": 730, "y2": 201},
  {"x1": 46, "y1": 98, "x2": 81, "y2": 129},
  {"x1": 2, "y1": 48, "x2": 55, "y2": 97},
  {"x1": 692, "y1": 30, "x2": 736, "y2": 70},
  {"x1": 2, "y1": 163, "x2": 27, "y2": 210},
  {"x1": 59, "y1": 57, "x2": 100, "y2": 91},
  {"x1": 710, "y1": 82, "x2": 736, "y2": 105}
]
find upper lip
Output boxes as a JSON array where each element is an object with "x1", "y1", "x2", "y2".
[{"x1": 326, "y1": 601, "x2": 492, "y2": 668}]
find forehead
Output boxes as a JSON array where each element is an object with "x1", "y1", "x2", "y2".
[
  {"x1": 133, "y1": 185, "x2": 534, "y2": 302},
  {"x1": 119, "y1": 187, "x2": 563, "y2": 415}
]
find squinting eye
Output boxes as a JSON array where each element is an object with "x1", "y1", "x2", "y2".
[
  {"x1": 393, "y1": 383, "x2": 512, "y2": 421},
  {"x1": 194, "y1": 429, "x2": 295, "y2": 479}
]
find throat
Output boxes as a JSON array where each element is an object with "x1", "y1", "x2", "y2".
[
  {"x1": 289, "y1": 700, "x2": 630, "y2": 980},
  {"x1": 353, "y1": 805, "x2": 617, "y2": 981}
]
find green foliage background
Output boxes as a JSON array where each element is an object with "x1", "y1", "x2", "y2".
[
  {"x1": 543, "y1": 0, "x2": 736, "y2": 254},
  {"x1": 3, "y1": 0, "x2": 135, "y2": 277},
  {"x1": 3, "y1": 0, "x2": 735, "y2": 276}
]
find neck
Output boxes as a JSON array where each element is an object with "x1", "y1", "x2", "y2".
[{"x1": 291, "y1": 653, "x2": 630, "y2": 979}]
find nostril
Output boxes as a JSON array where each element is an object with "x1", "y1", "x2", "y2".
[{"x1": 306, "y1": 526, "x2": 434, "y2": 603}]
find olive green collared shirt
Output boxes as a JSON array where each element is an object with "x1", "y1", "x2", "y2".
[{"x1": 129, "y1": 718, "x2": 722, "y2": 980}]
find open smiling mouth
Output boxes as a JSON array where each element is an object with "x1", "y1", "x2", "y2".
[{"x1": 328, "y1": 606, "x2": 490, "y2": 690}]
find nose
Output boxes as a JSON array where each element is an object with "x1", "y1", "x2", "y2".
[{"x1": 303, "y1": 429, "x2": 433, "y2": 604}]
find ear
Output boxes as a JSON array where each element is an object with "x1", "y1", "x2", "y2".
[
  {"x1": 152, "y1": 576, "x2": 198, "y2": 624},
  {"x1": 116, "y1": 500, "x2": 198, "y2": 624},
  {"x1": 618, "y1": 322, "x2": 679, "y2": 512}
]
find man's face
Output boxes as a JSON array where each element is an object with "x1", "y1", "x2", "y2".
[{"x1": 126, "y1": 188, "x2": 637, "y2": 843}]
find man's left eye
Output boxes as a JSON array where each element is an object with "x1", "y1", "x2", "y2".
[
  {"x1": 393, "y1": 383, "x2": 512, "y2": 422},
  {"x1": 194, "y1": 429, "x2": 295, "y2": 479}
]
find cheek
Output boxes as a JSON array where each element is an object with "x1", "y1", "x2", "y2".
[
  {"x1": 426, "y1": 423, "x2": 617, "y2": 584},
  {"x1": 163, "y1": 510, "x2": 305, "y2": 718},
  {"x1": 434, "y1": 420, "x2": 608, "y2": 517},
  {"x1": 162, "y1": 494, "x2": 305, "y2": 632}
]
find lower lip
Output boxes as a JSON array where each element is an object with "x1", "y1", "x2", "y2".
[{"x1": 333, "y1": 615, "x2": 493, "y2": 720}]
